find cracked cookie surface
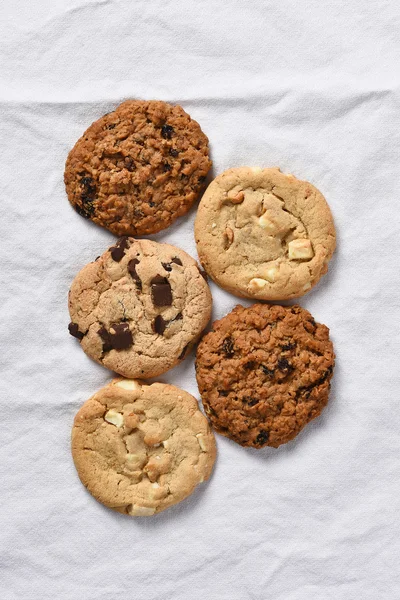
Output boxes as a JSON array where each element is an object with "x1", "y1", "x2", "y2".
[
  {"x1": 71, "y1": 378, "x2": 216, "y2": 516},
  {"x1": 65, "y1": 100, "x2": 211, "y2": 236},
  {"x1": 68, "y1": 237, "x2": 212, "y2": 378},
  {"x1": 195, "y1": 167, "x2": 336, "y2": 300},
  {"x1": 195, "y1": 304, "x2": 334, "y2": 448}
]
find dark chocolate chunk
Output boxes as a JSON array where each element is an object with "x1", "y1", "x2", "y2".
[
  {"x1": 151, "y1": 275, "x2": 172, "y2": 306},
  {"x1": 162, "y1": 257, "x2": 183, "y2": 272},
  {"x1": 261, "y1": 365, "x2": 274, "y2": 377},
  {"x1": 178, "y1": 344, "x2": 189, "y2": 360},
  {"x1": 222, "y1": 337, "x2": 234, "y2": 357},
  {"x1": 169, "y1": 148, "x2": 179, "y2": 157},
  {"x1": 68, "y1": 322, "x2": 84, "y2": 341},
  {"x1": 161, "y1": 124, "x2": 174, "y2": 139},
  {"x1": 277, "y1": 358, "x2": 294, "y2": 374},
  {"x1": 98, "y1": 326, "x2": 112, "y2": 352},
  {"x1": 128, "y1": 258, "x2": 142, "y2": 290},
  {"x1": 110, "y1": 236, "x2": 130, "y2": 262},
  {"x1": 255, "y1": 430, "x2": 269, "y2": 445},
  {"x1": 153, "y1": 315, "x2": 166, "y2": 335},
  {"x1": 109, "y1": 322, "x2": 133, "y2": 350}
]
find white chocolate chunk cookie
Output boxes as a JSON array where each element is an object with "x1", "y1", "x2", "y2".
[
  {"x1": 71, "y1": 379, "x2": 217, "y2": 516},
  {"x1": 68, "y1": 237, "x2": 212, "y2": 378},
  {"x1": 195, "y1": 167, "x2": 336, "y2": 300}
]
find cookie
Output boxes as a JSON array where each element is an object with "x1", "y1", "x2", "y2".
[
  {"x1": 71, "y1": 378, "x2": 216, "y2": 516},
  {"x1": 195, "y1": 167, "x2": 336, "y2": 301},
  {"x1": 65, "y1": 100, "x2": 211, "y2": 236},
  {"x1": 195, "y1": 304, "x2": 334, "y2": 448},
  {"x1": 68, "y1": 237, "x2": 212, "y2": 378}
]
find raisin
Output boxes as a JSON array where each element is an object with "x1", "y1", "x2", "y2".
[
  {"x1": 161, "y1": 124, "x2": 174, "y2": 139},
  {"x1": 222, "y1": 337, "x2": 234, "y2": 357},
  {"x1": 261, "y1": 365, "x2": 274, "y2": 377},
  {"x1": 277, "y1": 358, "x2": 294, "y2": 374},
  {"x1": 169, "y1": 148, "x2": 179, "y2": 157},
  {"x1": 255, "y1": 430, "x2": 269, "y2": 445}
]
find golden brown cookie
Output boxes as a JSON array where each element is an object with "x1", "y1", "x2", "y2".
[
  {"x1": 68, "y1": 237, "x2": 212, "y2": 378},
  {"x1": 195, "y1": 167, "x2": 336, "y2": 300},
  {"x1": 65, "y1": 100, "x2": 211, "y2": 236},
  {"x1": 195, "y1": 304, "x2": 334, "y2": 448},
  {"x1": 71, "y1": 378, "x2": 216, "y2": 516}
]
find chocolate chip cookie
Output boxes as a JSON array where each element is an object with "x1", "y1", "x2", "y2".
[
  {"x1": 195, "y1": 304, "x2": 334, "y2": 448},
  {"x1": 68, "y1": 237, "x2": 212, "y2": 378},
  {"x1": 71, "y1": 378, "x2": 216, "y2": 516},
  {"x1": 65, "y1": 100, "x2": 211, "y2": 236},
  {"x1": 195, "y1": 167, "x2": 336, "y2": 300}
]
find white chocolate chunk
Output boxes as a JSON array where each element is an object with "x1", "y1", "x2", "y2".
[
  {"x1": 115, "y1": 379, "x2": 141, "y2": 391},
  {"x1": 129, "y1": 505, "x2": 156, "y2": 517},
  {"x1": 211, "y1": 222, "x2": 217, "y2": 229},
  {"x1": 262, "y1": 266, "x2": 279, "y2": 283},
  {"x1": 104, "y1": 409, "x2": 124, "y2": 427},
  {"x1": 288, "y1": 239, "x2": 314, "y2": 260},
  {"x1": 248, "y1": 277, "x2": 268, "y2": 292},
  {"x1": 251, "y1": 167, "x2": 262, "y2": 173},
  {"x1": 303, "y1": 282, "x2": 312, "y2": 291},
  {"x1": 258, "y1": 213, "x2": 276, "y2": 232},
  {"x1": 196, "y1": 433, "x2": 206, "y2": 451}
]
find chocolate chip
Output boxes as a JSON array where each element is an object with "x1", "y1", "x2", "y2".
[
  {"x1": 98, "y1": 326, "x2": 112, "y2": 352},
  {"x1": 68, "y1": 322, "x2": 84, "y2": 340},
  {"x1": 153, "y1": 315, "x2": 166, "y2": 335},
  {"x1": 110, "y1": 236, "x2": 130, "y2": 262},
  {"x1": 281, "y1": 342, "x2": 296, "y2": 351},
  {"x1": 109, "y1": 322, "x2": 133, "y2": 350},
  {"x1": 178, "y1": 344, "x2": 189, "y2": 360},
  {"x1": 222, "y1": 337, "x2": 234, "y2": 357},
  {"x1": 173, "y1": 312, "x2": 183, "y2": 321},
  {"x1": 162, "y1": 257, "x2": 183, "y2": 271},
  {"x1": 255, "y1": 430, "x2": 269, "y2": 445},
  {"x1": 161, "y1": 124, "x2": 174, "y2": 139},
  {"x1": 171, "y1": 257, "x2": 182, "y2": 265},
  {"x1": 277, "y1": 358, "x2": 294, "y2": 374},
  {"x1": 169, "y1": 148, "x2": 179, "y2": 157},
  {"x1": 128, "y1": 258, "x2": 142, "y2": 290},
  {"x1": 163, "y1": 162, "x2": 171, "y2": 172},
  {"x1": 261, "y1": 365, "x2": 274, "y2": 377},
  {"x1": 151, "y1": 275, "x2": 172, "y2": 306}
]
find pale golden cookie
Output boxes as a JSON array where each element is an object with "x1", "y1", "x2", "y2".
[
  {"x1": 71, "y1": 379, "x2": 216, "y2": 516},
  {"x1": 68, "y1": 237, "x2": 212, "y2": 378},
  {"x1": 195, "y1": 167, "x2": 336, "y2": 300}
]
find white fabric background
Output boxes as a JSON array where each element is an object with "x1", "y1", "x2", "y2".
[{"x1": 1, "y1": 1, "x2": 400, "y2": 598}]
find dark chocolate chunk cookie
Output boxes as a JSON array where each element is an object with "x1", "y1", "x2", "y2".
[
  {"x1": 68, "y1": 238, "x2": 212, "y2": 378},
  {"x1": 64, "y1": 100, "x2": 211, "y2": 236},
  {"x1": 195, "y1": 304, "x2": 334, "y2": 448}
]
